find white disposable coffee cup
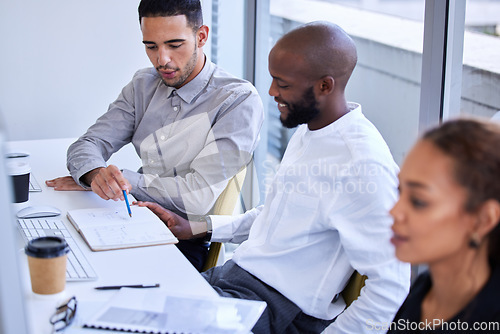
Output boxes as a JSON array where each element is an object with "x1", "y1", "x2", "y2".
[
  {"x1": 5, "y1": 152, "x2": 30, "y2": 164},
  {"x1": 7, "y1": 160, "x2": 31, "y2": 203}
]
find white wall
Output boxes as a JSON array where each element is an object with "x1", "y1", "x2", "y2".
[{"x1": 0, "y1": 1, "x2": 151, "y2": 141}]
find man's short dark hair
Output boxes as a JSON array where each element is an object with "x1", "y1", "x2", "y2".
[{"x1": 138, "y1": 0, "x2": 203, "y2": 31}]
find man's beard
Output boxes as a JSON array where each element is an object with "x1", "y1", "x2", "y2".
[
  {"x1": 280, "y1": 86, "x2": 320, "y2": 128},
  {"x1": 158, "y1": 44, "x2": 198, "y2": 88}
]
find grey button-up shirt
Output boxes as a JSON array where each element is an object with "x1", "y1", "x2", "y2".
[{"x1": 67, "y1": 60, "x2": 264, "y2": 217}]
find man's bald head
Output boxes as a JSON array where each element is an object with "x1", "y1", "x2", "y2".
[{"x1": 272, "y1": 21, "x2": 357, "y2": 90}]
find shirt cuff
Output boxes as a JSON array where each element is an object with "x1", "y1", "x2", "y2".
[
  {"x1": 73, "y1": 165, "x2": 105, "y2": 190},
  {"x1": 121, "y1": 169, "x2": 141, "y2": 190},
  {"x1": 210, "y1": 215, "x2": 238, "y2": 242}
]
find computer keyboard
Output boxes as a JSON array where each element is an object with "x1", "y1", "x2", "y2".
[
  {"x1": 17, "y1": 218, "x2": 98, "y2": 281},
  {"x1": 29, "y1": 173, "x2": 42, "y2": 192}
]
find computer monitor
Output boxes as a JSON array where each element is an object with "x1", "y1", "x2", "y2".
[{"x1": 0, "y1": 115, "x2": 30, "y2": 334}]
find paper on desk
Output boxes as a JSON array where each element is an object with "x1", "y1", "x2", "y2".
[
  {"x1": 67, "y1": 206, "x2": 178, "y2": 251},
  {"x1": 82, "y1": 288, "x2": 266, "y2": 334},
  {"x1": 65, "y1": 300, "x2": 110, "y2": 334}
]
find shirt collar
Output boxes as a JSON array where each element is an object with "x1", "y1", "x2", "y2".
[
  {"x1": 305, "y1": 102, "x2": 362, "y2": 136},
  {"x1": 169, "y1": 57, "x2": 215, "y2": 104}
]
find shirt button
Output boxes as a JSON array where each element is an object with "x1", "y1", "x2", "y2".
[
  {"x1": 160, "y1": 135, "x2": 166, "y2": 140},
  {"x1": 150, "y1": 160, "x2": 154, "y2": 164},
  {"x1": 173, "y1": 106, "x2": 178, "y2": 111}
]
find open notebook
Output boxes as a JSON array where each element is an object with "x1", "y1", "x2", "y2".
[{"x1": 67, "y1": 205, "x2": 177, "y2": 251}]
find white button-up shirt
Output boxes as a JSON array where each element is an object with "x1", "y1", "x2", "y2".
[{"x1": 212, "y1": 104, "x2": 410, "y2": 333}]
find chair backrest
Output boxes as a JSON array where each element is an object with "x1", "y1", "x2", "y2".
[
  {"x1": 341, "y1": 271, "x2": 367, "y2": 307},
  {"x1": 202, "y1": 167, "x2": 247, "y2": 272},
  {"x1": 211, "y1": 167, "x2": 247, "y2": 216}
]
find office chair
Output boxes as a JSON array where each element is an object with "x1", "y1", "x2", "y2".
[
  {"x1": 341, "y1": 271, "x2": 367, "y2": 307},
  {"x1": 202, "y1": 167, "x2": 247, "y2": 272}
]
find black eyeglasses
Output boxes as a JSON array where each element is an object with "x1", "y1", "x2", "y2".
[{"x1": 50, "y1": 296, "x2": 77, "y2": 332}]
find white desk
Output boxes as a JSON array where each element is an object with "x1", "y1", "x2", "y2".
[{"x1": 8, "y1": 138, "x2": 218, "y2": 334}]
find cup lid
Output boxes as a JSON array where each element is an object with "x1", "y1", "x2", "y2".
[
  {"x1": 5, "y1": 152, "x2": 30, "y2": 159},
  {"x1": 25, "y1": 237, "x2": 69, "y2": 258}
]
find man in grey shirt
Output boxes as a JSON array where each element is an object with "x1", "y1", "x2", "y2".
[{"x1": 47, "y1": 0, "x2": 264, "y2": 271}]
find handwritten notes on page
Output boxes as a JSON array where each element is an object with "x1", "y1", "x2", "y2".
[{"x1": 67, "y1": 206, "x2": 177, "y2": 251}]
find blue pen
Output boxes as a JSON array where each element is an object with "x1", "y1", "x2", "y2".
[{"x1": 123, "y1": 190, "x2": 132, "y2": 217}]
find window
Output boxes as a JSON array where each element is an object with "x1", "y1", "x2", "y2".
[
  {"x1": 252, "y1": 0, "x2": 427, "y2": 202},
  {"x1": 460, "y1": 0, "x2": 500, "y2": 120}
]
